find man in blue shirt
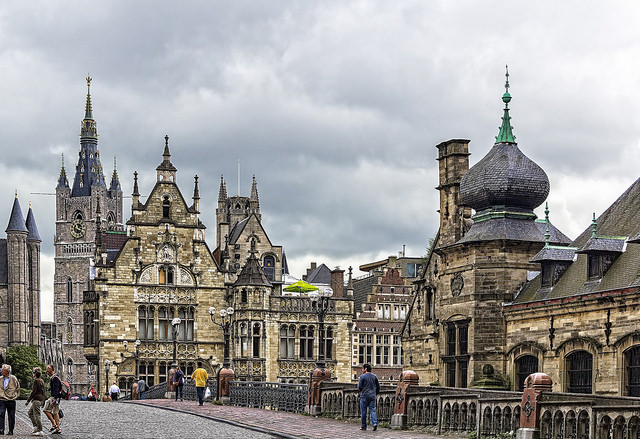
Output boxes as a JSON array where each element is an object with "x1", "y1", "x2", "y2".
[{"x1": 357, "y1": 363, "x2": 380, "y2": 431}]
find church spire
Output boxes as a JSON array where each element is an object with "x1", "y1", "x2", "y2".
[
  {"x1": 57, "y1": 154, "x2": 69, "y2": 188},
  {"x1": 156, "y1": 135, "x2": 177, "y2": 182},
  {"x1": 495, "y1": 65, "x2": 516, "y2": 144},
  {"x1": 110, "y1": 156, "x2": 121, "y2": 191},
  {"x1": 132, "y1": 171, "x2": 140, "y2": 208},
  {"x1": 218, "y1": 175, "x2": 227, "y2": 203},
  {"x1": 250, "y1": 175, "x2": 260, "y2": 210},
  {"x1": 192, "y1": 175, "x2": 200, "y2": 212},
  {"x1": 72, "y1": 77, "x2": 105, "y2": 197},
  {"x1": 6, "y1": 193, "x2": 28, "y2": 233}
]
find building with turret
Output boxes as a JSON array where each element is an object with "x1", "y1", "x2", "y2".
[
  {"x1": 54, "y1": 77, "x2": 123, "y2": 392},
  {"x1": 0, "y1": 195, "x2": 41, "y2": 356}
]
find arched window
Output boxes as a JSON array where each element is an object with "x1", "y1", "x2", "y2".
[
  {"x1": 516, "y1": 355, "x2": 539, "y2": 391},
  {"x1": 240, "y1": 324, "x2": 248, "y2": 357},
  {"x1": 74, "y1": 211, "x2": 83, "y2": 221},
  {"x1": 66, "y1": 358, "x2": 73, "y2": 377},
  {"x1": 138, "y1": 306, "x2": 155, "y2": 340},
  {"x1": 162, "y1": 196, "x2": 170, "y2": 218},
  {"x1": 159, "y1": 267, "x2": 166, "y2": 284},
  {"x1": 177, "y1": 307, "x2": 194, "y2": 341},
  {"x1": 300, "y1": 325, "x2": 314, "y2": 360},
  {"x1": 625, "y1": 345, "x2": 640, "y2": 396},
  {"x1": 158, "y1": 307, "x2": 175, "y2": 341},
  {"x1": 66, "y1": 318, "x2": 73, "y2": 344},
  {"x1": 323, "y1": 326, "x2": 333, "y2": 360},
  {"x1": 66, "y1": 277, "x2": 73, "y2": 303},
  {"x1": 138, "y1": 361, "x2": 155, "y2": 387},
  {"x1": 263, "y1": 255, "x2": 275, "y2": 281},
  {"x1": 84, "y1": 311, "x2": 96, "y2": 346},
  {"x1": 279, "y1": 325, "x2": 295, "y2": 359},
  {"x1": 252, "y1": 323, "x2": 261, "y2": 358},
  {"x1": 241, "y1": 289, "x2": 248, "y2": 303},
  {"x1": 107, "y1": 212, "x2": 116, "y2": 230},
  {"x1": 167, "y1": 267, "x2": 174, "y2": 284},
  {"x1": 566, "y1": 350, "x2": 593, "y2": 393}
]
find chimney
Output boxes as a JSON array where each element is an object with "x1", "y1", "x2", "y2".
[{"x1": 330, "y1": 267, "x2": 345, "y2": 298}]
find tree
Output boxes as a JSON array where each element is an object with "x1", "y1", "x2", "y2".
[{"x1": 5, "y1": 345, "x2": 46, "y2": 389}]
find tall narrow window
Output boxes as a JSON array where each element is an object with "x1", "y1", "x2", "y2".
[
  {"x1": 178, "y1": 307, "x2": 194, "y2": 341},
  {"x1": 66, "y1": 318, "x2": 73, "y2": 344},
  {"x1": 162, "y1": 196, "x2": 170, "y2": 218},
  {"x1": 252, "y1": 323, "x2": 261, "y2": 358},
  {"x1": 159, "y1": 267, "x2": 166, "y2": 284},
  {"x1": 566, "y1": 350, "x2": 593, "y2": 394},
  {"x1": 167, "y1": 267, "x2": 174, "y2": 284},
  {"x1": 84, "y1": 311, "x2": 96, "y2": 346},
  {"x1": 324, "y1": 327, "x2": 333, "y2": 360},
  {"x1": 459, "y1": 324, "x2": 468, "y2": 355},
  {"x1": 446, "y1": 325, "x2": 456, "y2": 356},
  {"x1": 241, "y1": 289, "x2": 248, "y2": 303},
  {"x1": 300, "y1": 325, "x2": 314, "y2": 360},
  {"x1": 66, "y1": 277, "x2": 73, "y2": 303},
  {"x1": 158, "y1": 307, "x2": 174, "y2": 340},
  {"x1": 626, "y1": 346, "x2": 640, "y2": 396},
  {"x1": 516, "y1": 355, "x2": 539, "y2": 391},
  {"x1": 393, "y1": 335, "x2": 402, "y2": 365},
  {"x1": 280, "y1": 325, "x2": 295, "y2": 359},
  {"x1": 66, "y1": 358, "x2": 73, "y2": 377},
  {"x1": 139, "y1": 306, "x2": 154, "y2": 340},
  {"x1": 138, "y1": 361, "x2": 155, "y2": 387},
  {"x1": 240, "y1": 324, "x2": 248, "y2": 357},
  {"x1": 263, "y1": 255, "x2": 275, "y2": 281}
]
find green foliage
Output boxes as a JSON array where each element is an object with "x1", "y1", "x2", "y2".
[
  {"x1": 469, "y1": 431, "x2": 477, "y2": 439},
  {"x1": 5, "y1": 345, "x2": 46, "y2": 390}
]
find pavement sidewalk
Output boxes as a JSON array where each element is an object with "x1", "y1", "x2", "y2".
[{"x1": 132, "y1": 399, "x2": 441, "y2": 439}]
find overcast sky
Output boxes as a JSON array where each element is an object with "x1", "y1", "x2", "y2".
[{"x1": 1, "y1": 1, "x2": 640, "y2": 320}]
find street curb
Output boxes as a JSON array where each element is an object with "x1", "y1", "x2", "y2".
[{"x1": 131, "y1": 401, "x2": 300, "y2": 439}]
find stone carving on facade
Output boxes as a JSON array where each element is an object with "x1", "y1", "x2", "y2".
[
  {"x1": 451, "y1": 273, "x2": 464, "y2": 297},
  {"x1": 179, "y1": 268, "x2": 193, "y2": 285},
  {"x1": 140, "y1": 268, "x2": 152, "y2": 283},
  {"x1": 134, "y1": 287, "x2": 196, "y2": 304}
]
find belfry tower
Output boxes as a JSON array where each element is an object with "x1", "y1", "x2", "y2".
[{"x1": 53, "y1": 77, "x2": 123, "y2": 392}]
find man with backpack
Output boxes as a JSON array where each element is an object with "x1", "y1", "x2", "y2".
[
  {"x1": 173, "y1": 366, "x2": 184, "y2": 401},
  {"x1": 137, "y1": 377, "x2": 146, "y2": 400},
  {"x1": 43, "y1": 364, "x2": 62, "y2": 435}
]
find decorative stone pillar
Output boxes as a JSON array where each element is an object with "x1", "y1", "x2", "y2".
[
  {"x1": 517, "y1": 373, "x2": 552, "y2": 439},
  {"x1": 306, "y1": 367, "x2": 331, "y2": 415},
  {"x1": 165, "y1": 368, "x2": 176, "y2": 399},
  {"x1": 219, "y1": 367, "x2": 235, "y2": 405},
  {"x1": 391, "y1": 370, "x2": 419, "y2": 430}
]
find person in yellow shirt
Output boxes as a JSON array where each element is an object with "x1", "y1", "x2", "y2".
[{"x1": 191, "y1": 367, "x2": 208, "y2": 406}]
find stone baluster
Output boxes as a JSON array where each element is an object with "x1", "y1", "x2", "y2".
[
  {"x1": 517, "y1": 372, "x2": 553, "y2": 439},
  {"x1": 391, "y1": 370, "x2": 419, "y2": 430}
]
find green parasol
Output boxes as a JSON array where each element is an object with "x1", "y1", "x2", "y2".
[{"x1": 283, "y1": 280, "x2": 319, "y2": 293}]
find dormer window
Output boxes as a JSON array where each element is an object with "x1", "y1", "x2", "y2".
[
  {"x1": 587, "y1": 253, "x2": 617, "y2": 280},
  {"x1": 575, "y1": 236, "x2": 625, "y2": 281}
]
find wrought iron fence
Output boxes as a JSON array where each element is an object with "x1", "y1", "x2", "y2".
[
  {"x1": 120, "y1": 380, "x2": 217, "y2": 401},
  {"x1": 230, "y1": 381, "x2": 307, "y2": 412}
]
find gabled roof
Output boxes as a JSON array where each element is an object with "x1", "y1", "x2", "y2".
[
  {"x1": 234, "y1": 254, "x2": 272, "y2": 287},
  {"x1": 530, "y1": 246, "x2": 576, "y2": 263},
  {"x1": 306, "y1": 263, "x2": 332, "y2": 284},
  {"x1": 227, "y1": 214, "x2": 272, "y2": 247},
  {"x1": 576, "y1": 237, "x2": 626, "y2": 253}
]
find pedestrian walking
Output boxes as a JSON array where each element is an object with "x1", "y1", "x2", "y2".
[
  {"x1": 109, "y1": 382, "x2": 120, "y2": 401},
  {"x1": 26, "y1": 367, "x2": 46, "y2": 435},
  {"x1": 137, "y1": 377, "x2": 147, "y2": 400},
  {"x1": 173, "y1": 366, "x2": 184, "y2": 401},
  {"x1": 0, "y1": 364, "x2": 20, "y2": 435},
  {"x1": 87, "y1": 385, "x2": 98, "y2": 401},
  {"x1": 191, "y1": 366, "x2": 208, "y2": 406},
  {"x1": 43, "y1": 364, "x2": 62, "y2": 435},
  {"x1": 358, "y1": 363, "x2": 379, "y2": 431}
]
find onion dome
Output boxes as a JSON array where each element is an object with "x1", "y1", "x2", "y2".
[{"x1": 460, "y1": 67, "x2": 550, "y2": 219}]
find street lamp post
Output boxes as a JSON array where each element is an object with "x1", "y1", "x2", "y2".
[
  {"x1": 306, "y1": 287, "x2": 333, "y2": 415},
  {"x1": 123, "y1": 339, "x2": 142, "y2": 377},
  {"x1": 209, "y1": 306, "x2": 234, "y2": 403},
  {"x1": 104, "y1": 360, "x2": 111, "y2": 397},
  {"x1": 308, "y1": 287, "x2": 333, "y2": 369}
]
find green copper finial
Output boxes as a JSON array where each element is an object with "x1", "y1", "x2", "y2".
[
  {"x1": 544, "y1": 202, "x2": 550, "y2": 247},
  {"x1": 591, "y1": 212, "x2": 597, "y2": 238},
  {"x1": 495, "y1": 65, "x2": 516, "y2": 144}
]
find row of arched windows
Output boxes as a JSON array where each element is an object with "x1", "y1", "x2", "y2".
[
  {"x1": 279, "y1": 324, "x2": 333, "y2": 361},
  {"x1": 138, "y1": 305, "x2": 195, "y2": 341}
]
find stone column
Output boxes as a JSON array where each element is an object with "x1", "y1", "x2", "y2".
[
  {"x1": 219, "y1": 367, "x2": 235, "y2": 405},
  {"x1": 306, "y1": 366, "x2": 331, "y2": 415},
  {"x1": 517, "y1": 372, "x2": 552, "y2": 439},
  {"x1": 391, "y1": 370, "x2": 419, "y2": 430}
]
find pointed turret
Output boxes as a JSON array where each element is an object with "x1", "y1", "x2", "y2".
[
  {"x1": 192, "y1": 175, "x2": 200, "y2": 213},
  {"x1": 110, "y1": 157, "x2": 121, "y2": 191},
  {"x1": 132, "y1": 171, "x2": 140, "y2": 208},
  {"x1": 250, "y1": 175, "x2": 260, "y2": 210},
  {"x1": 26, "y1": 203, "x2": 41, "y2": 242},
  {"x1": 156, "y1": 135, "x2": 177, "y2": 182},
  {"x1": 218, "y1": 175, "x2": 228, "y2": 205},
  {"x1": 495, "y1": 65, "x2": 516, "y2": 144},
  {"x1": 6, "y1": 193, "x2": 27, "y2": 233},
  {"x1": 71, "y1": 76, "x2": 106, "y2": 197},
  {"x1": 57, "y1": 154, "x2": 69, "y2": 188}
]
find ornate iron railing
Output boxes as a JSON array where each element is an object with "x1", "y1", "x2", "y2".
[
  {"x1": 230, "y1": 381, "x2": 307, "y2": 412},
  {"x1": 120, "y1": 380, "x2": 217, "y2": 401}
]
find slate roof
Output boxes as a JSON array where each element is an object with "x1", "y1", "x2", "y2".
[
  {"x1": 456, "y1": 217, "x2": 571, "y2": 245},
  {"x1": 26, "y1": 207, "x2": 41, "y2": 241},
  {"x1": 576, "y1": 237, "x2": 626, "y2": 253},
  {"x1": 512, "y1": 177, "x2": 640, "y2": 304},
  {"x1": 530, "y1": 246, "x2": 576, "y2": 262},
  {"x1": 306, "y1": 263, "x2": 332, "y2": 284},
  {"x1": 234, "y1": 254, "x2": 272, "y2": 287},
  {"x1": 228, "y1": 218, "x2": 249, "y2": 245},
  {"x1": 6, "y1": 197, "x2": 27, "y2": 233}
]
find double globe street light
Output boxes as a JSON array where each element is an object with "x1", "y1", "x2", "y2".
[
  {"x1": 308, "y1": 287, "x2": 333, "y2": 370},
  {"x1": 208, "y1": 306, "x2": 234, "y2": 368}
]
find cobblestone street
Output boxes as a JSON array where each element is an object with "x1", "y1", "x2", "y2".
[{"x1": 13, "y1": 400, "x2": 275, "y2": 438}]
